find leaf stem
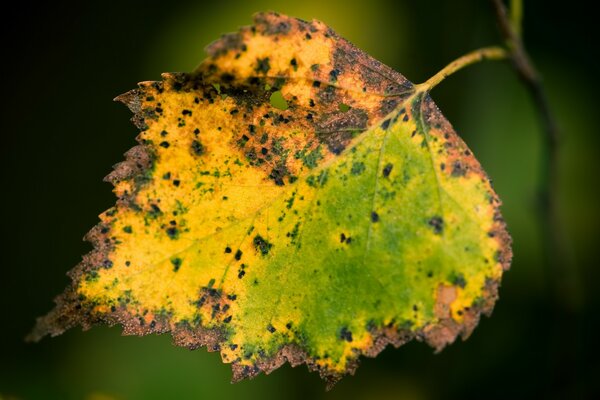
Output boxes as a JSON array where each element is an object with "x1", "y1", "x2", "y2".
[{"x1": 416, "y1": 46, "x2": 508, "y2": 93}]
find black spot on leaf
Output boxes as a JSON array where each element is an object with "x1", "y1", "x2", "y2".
[
  {"x1": 191, "y1": 140, "x2": 205, "y2": 156},
  {"x1": 256, "y1": 57, "x2": 271, "y2": 73},
  {"x1": 166, "y1": 227, "x2": 179, "y2": 239},
  {"x1": 371, "y1": 211, "x2": 380, "y2": 223},
  {"x1": 171, "y1": 257, "x2": 182, "y2": 272},
  {"x1": 253, "y1": 235, "x2": 273, "y2": 256},
  {"x1": 451, "y1": 161, "x2": 466, "y2": 177},
  {"x1": 382, "y1": 163, "x2": 393, "y2": 177},
  {"x1": 428, "y1": 216, "x2": 444, "y2": 234},
  {"x1": 339, "y1": 327, "x2": 353, "y2": 342}
]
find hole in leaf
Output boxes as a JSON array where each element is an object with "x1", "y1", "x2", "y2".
[
  {"x1": 338, "y1": 103, "x2": 350, "y2": 112},
  {"x1": 212, "y1": 83, "x2": 221, "y2": 94},
  {"x1": 270, "y1": 91, "x2": 288, "y2": 110}
]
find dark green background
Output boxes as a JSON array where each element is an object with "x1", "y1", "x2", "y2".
[{"x1": 2, "y1": 1, "x2": 598, "y2": 399}]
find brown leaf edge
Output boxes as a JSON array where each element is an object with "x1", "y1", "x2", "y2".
[{"x1": 27, "y1": 15, "x2": 512, "y2": 390}]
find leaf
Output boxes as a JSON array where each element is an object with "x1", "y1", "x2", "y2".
[{"x1": 30, "y1": 12, "x2": 512, "y2": 387}]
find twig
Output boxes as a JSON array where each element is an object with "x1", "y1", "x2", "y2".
[
  {"x1": 491, "y1": 0, "x2": 574, "y2": 306},
  {"x1": 416, "y1": 46, "x2": 508, "y2": 92}
]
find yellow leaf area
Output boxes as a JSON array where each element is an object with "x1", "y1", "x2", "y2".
[{"x1": 32, "y1": 12, "x2": 511, "y2": 385}]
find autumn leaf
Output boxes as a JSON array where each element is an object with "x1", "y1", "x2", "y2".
[{"x1": 30, "y1": 12, "x2": 511, "y2": 387}]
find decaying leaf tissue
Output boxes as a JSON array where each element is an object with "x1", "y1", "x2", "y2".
[{"x1": 30, "y1": 12, "x2": 511, "y2": 387}]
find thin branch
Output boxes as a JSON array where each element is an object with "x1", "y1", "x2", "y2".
[
  {"x1": 491, "y1": 0, "x2": 574, "y2": 306},
  {"x1": 416, "y1": 46, "x2": 508, "y2": 92},
  {"x1": 510, "y1": 0, "x2": 523, "y2": 37}
]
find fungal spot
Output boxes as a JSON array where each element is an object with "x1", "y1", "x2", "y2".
[
  {"x1": 160, "y1": 130, "x2": 168, "y2": 137},
  {"x1": 269, "y1": 91, "x2": 288, "y2": 110},
  {"x1": 235, "y1": 249, "x2": 243, "y2": 261},
  {"x1": 171, "y1": 257, "x2": 182, "y2": 272},
  {"x1": 302, "y1": 147, "x2": 322, "y2": 169},
  {"x1": 329, "y1": 68, "x2": 340, "y2": 82},
  {"x1": 85, "y1": 271, "x2": 99, "y2": 282},
  {"x1": 253, "y1": 235, "x2": 273, "y2": 256},
  {"x1": 237, "y1": 134, "x2": 250, "y2": 148},
  {"x1": 380, "y1": 119, "x2": 391, "y2": 130},
  {"x1": 159, "y1": 141, "x2": 170, "y2": 148},
  {"x1": 267, "y1": 324, "x2": 276, "y2": 333},
  {"x1": 224, "y1": 315, "x2": 232, "y2": 323},
  {"x1": 173, "y1": 180, "x2": 180, "y2": 187},
  {"x1": 382, "y1": 163, "x2": 393, "y2": 177},
  {"x1": 290, "y1": 58, "x2": 298, "y2": 71},
  {"x1": 451, "y1": 273, "x2": 467, "y2": 288},
  {"x1": 451, "y1": 160, "x2": 466, "y2": 177},
  {"x1": 162, "y1": 172, "x2": 171, "y2": 180},
  {"x1": 182, "y1": 109, "x2": 192, "y2": 116},
  {"x1": 225, "y1": 246, "x2": 232, "y2": 253},
  {"x1": 351, "y1": 161, "x2": 365, "y2": 175},
  {"x1": 339, "y1": 327, "x2": 353, "y2": 342},
  {"x1": 428, "y1": 216, "x2": 444, "y2": 235},
  {"x1": 191, "y1": 140, "x2": 205, "y2": 156},
  {"x1": 402, "y1": 114, "x2": 409, "y2": 122},
  {"x1": 256, "y1": 57, "x2": 271, "y2": 73},
  {"x1": 371, "y1": 211, "x2": 380, "y2": 223},
  {"x1": 340, "y1": 233, "x2": 352, "y2": 244},
  {"x1": 122, "y1": 225, "x2": 133, "y2": 234},
  {"x1": 166, "y1": 227, "x2": 179, "y2": 239},
  {"x1": 286, "y1": 322, "x2": 293, "y2": 329}
]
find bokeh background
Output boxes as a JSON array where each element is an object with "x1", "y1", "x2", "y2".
[{"x1": 1, "y1": 0, "x2": 598, "y2": 399}]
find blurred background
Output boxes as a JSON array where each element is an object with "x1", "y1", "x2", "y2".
[{"x1": 1, "y1": 0, "x2": 598, "y2": 399}]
